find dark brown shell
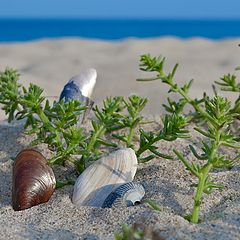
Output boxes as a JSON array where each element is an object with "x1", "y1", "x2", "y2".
[{"x1": 12, "y1": 149, "x2": 56, "y2": 211}]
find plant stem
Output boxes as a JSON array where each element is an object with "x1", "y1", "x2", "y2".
[
  {"x1": 37, "y1": 108, "x2": 63, "y2": 154},
  {"x1": 173, "y1": 149, "x2": 199, "y2": 177},
  {"x1": 136, "y1": 138, "x2": 157, "y2": 157},
  {"x1": 87, "y1": 124, "x2": 105, "y2": 152},
  {"x1": 126, "y1": 127, "x2": 135, "y2": 148},
  {"x1": 191, "y1": 130, "x2": 221, "y2": 223},
  {"x1": 191, "y1": 163, "x2": 212, "y2": 223},
  {"x1": 37, "y1": 108, "x2": 54, "y2": 131},
  {"x1": 78, "y1": 124, "x2": 106, "y2": 172},
  {"x1": 169, "y1": 82, "x2": 216, "y2": 124}
]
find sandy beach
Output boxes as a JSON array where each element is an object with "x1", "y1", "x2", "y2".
[
  {"x1": 0, "y1": 37, "x2": 240, "y2": 120},
  {"x1": 0, "y1": 37, "x2": 240, "y2": 239}
]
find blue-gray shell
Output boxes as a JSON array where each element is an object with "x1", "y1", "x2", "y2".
[
  {"x1": 59, "y1": 82, "x2": 88, "y2": 103},
  {"x1": 102, "y1": 182, "x2": 145, "y2": 208}
]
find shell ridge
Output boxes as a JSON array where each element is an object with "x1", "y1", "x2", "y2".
[
  {"x1": 102, "y1": 182, "x2": 145, "y2": 208},
  {"x1": 12, "y1": 149, "x2": 56, "y2": 211}
]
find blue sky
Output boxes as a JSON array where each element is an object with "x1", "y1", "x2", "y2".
[{"x1": 0, "y1": 0, "x2": 240, "y2": 19}]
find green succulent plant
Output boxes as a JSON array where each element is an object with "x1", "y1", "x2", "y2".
[{"x1": 137, "y1": 54, "x2": 240, "y2": 223}]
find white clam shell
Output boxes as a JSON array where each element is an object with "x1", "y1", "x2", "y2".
[{"x1": 72, "y1": 148, "x2": 138, "y2": 207}]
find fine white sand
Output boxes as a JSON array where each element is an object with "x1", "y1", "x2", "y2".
[{"x1": 0, "y1": 38, "x2": 240, "y2": 239}]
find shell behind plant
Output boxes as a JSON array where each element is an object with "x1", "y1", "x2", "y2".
[
  {"x1": 72, "y1": 148, "x2": 138, "y2": 207},
  {"x1": 12, "y1": 149, "x2": 56, "y2": 211},
  {"x1": 60, "y1": 68, "x2": 96, "y2": 103},
  {"x1": 59, "y1": 68, "x2": 97, "y2": 123},
  {"x1": 102, "y1": 182, "x2": 145, "y2": 208}
]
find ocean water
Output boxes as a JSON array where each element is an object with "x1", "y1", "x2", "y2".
[{"x1": 0, "y1": 19, "x2": 240, "y2": 42}]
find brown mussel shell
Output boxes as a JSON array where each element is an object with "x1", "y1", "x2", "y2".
[{"x1": 12, "y1": 149, "x2": 56, "y2": 211}]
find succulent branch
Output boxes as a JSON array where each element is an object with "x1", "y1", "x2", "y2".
[{"x1": 137, "y1": 54, "x2": 240, "y2": 223}]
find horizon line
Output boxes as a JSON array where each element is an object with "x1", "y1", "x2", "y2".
[{"x1": 0, "y1": 17, "x2": 240, "y2": 21}]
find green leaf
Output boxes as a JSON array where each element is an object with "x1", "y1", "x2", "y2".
[
  {"x1": 145, "y1": 199, "x2": 161, "y2": 211},
  {"x1": 215, "y1": 74, "x2": 240, "y2": 92},
  {"x1": 189, "y1": 145, "x2": 208, "y2": 160},
  {"x1": 138, "y1": 155, "x2": 156, "y2": 163}
]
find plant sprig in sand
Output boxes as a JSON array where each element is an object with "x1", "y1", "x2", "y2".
[{"x1": 137, "y1": 54, "x2": 240, "y2": 223}]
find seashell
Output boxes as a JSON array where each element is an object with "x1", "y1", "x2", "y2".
[
  {"x1": 102, "y1": 182, "x2": 145, "y2": 208},
  {"x1": 60, "y1": 68, "x2": 96, "y2": 103},
  {"x1": 72, "y1": 148, "x2": 138, "y2": 207},
  {"x1": 12, "y1": 149, "x2": 56, "y2": 211},
  {"x1": 59, "y1": 68, "x2": 97, "y2": 123}
]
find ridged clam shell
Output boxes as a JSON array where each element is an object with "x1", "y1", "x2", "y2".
[
  {"x1": 12, "y1": 149, "x2": 56, "y2": 211},
  {"x1": 102, "y1": 182, "x2": 145, "y2": 208},
  {"x1": 72, "y1": 148, "x2": 138, "y2": 207},
  {"x1": 60, "y1": 68, "x2": 96, "y2": 103}
]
